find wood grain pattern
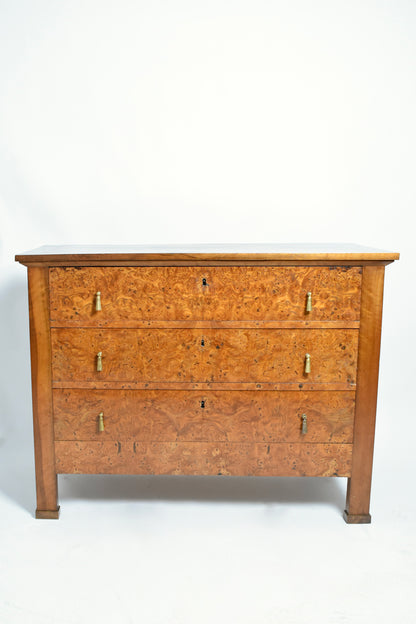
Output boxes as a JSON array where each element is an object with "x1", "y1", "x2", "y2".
[
  {"x1": 28, "y1": 267, "x2": 59, "y2": 518},
  {"x1": 51, "y1": 328, "x2": 359, "y2": 384},
  {"x1": 16, "y1": 247, "x2": 398, "y2": 521},
  {"x1": 344, "y1": 266, "x2": 385, "y2": 523},
  {"x1": 55, "y1": 441, "x2": 353, "y2": 477},
  {"x1": 49, "y1": 266, "x2": 362, "y2": 323},
  {"x1": 50, "y1": 319, "x2": 361, "y2": 329},
  {"x1": 53, "y1": 389, "x2": 355, "y2": 443},
  {"x1": 52, "y1": 380, "x2": 356, "y2": 391}
]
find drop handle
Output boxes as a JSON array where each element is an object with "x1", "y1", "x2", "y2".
[
  {"x1": 301, "y1": 414, "x2": 308, "y2": 434},
  {"x1": 304, "y1": 353, "x2": 311, "y2": 374},
  {"x1": 98, "y1": 412, "x2": 105, "y2": 432},
  {"x1": 95, "y1": 291, "x2": 102, "y2": 311},
  {"x1": 96, "y1": 351, "x2": 103, "y2": 372},
  {"x1": 306, "y1": 291, "x2": 312, "y2": 313}
]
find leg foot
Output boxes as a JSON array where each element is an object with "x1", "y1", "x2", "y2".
[
  {"x1": 36, "y1": 506, "x2": 60, "y2": 519},
  {"x1": 343, "y1": 509, "x2": 371, "y2": 524}
]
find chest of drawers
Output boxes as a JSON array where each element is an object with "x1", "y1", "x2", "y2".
[{"x1": 15, "y1": 244, "x2": 399, "y2": 522}]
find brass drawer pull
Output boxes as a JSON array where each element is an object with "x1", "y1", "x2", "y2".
[
  {"x1": 96, "y1": 351, "x2": 103, "y2": 372},
  {"x1": 304, "y1": 353, "x2": 311, "y2": 374},
  {"x1": 306, "y1": 291, "x2": 312, "y2": 313},
  {"x1": 98, "y1": 412, "x2": 105, "y2": 432},
  {"x1": 95, "y1": 291, "x2": 102, "y2": 311},
  {"x1": 301, "y1": 413, "x2": 308, "y2": 434}
]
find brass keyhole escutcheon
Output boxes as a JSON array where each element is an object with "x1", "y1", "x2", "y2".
[
  {"x1": 306, "y1": 291, "x2": 312, "y2": 313},
  {"x1": 304, "y1": 353, "x2": 311, "y2": 374},
  {"x1": 96, "y1": 352, "x2": 103, "y2": 372}
]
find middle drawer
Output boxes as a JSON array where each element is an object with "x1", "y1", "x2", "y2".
[{"x1": 51, "y1": 328, "x2": 358, "y2": 384}]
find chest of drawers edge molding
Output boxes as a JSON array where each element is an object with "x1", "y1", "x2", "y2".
[{"x1": 15, "y1": 245, "x2": 399, "y2": 523}]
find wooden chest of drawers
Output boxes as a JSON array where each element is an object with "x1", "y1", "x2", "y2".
[{"x1": 15, "y1": 244, "x2": 399, "y2": 522}]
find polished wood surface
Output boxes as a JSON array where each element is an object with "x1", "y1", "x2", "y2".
[
  {"x1": 53, "y1": 389, "x2": 354, "y2": 443},
  {"x1": 54, "y1": 441, "x2": 352, "y2": 477},
  {"x1": 50, "y1": 328, "x2": 359, "y2": 384},
  {"x1": 28, "y1": 267, "x2": 59, "y2": 518},
  {"x1": 16, "y1": 246, "x2": 398, "y2": 520},
  {"x1": 344, "y1": 266, "x2": 385, "y2": 523},
  {"x1": 49, "y1": 266, "x2": 362, "y2": 322}
]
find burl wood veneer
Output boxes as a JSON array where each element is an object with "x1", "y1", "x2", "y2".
[{"x1": 16, "y1": 244, "x2": 399, "y2": 522}]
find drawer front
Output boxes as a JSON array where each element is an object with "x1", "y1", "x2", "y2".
[
  {"x1": 55, "y1": 440, "x2": 352, "y2": 477},
  {"x1": 51, "y1": 328, "x2": 358, "y2": 384},
  {"x1": 53, "y1": 389, "x2": 355, "y2": 443},
  {"x1": 49, "y1": 266, "x2": 362, "y2": 323}
]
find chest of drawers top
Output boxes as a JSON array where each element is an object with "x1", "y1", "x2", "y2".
[{"x1": 15, "y1": 243, "x2": 399, "y2": 265}]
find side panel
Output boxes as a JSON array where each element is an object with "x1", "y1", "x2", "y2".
[
  {"x1": 344, "y1": 266, "x2": 385, "y2": 523},
  {"x1": 28, "y1": 267, "x2": 59, "y2": 518}
]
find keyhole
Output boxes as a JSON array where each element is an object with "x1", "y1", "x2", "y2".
[
  {"x1": 201, "y1": 339, "x2": 205, "y2": 347},
  {"x1": 202, "y1": 277, "x2": 208, "y2": 286},
  {"x1": 200, "y1": 400, "x2": 205, "y2": 409}
]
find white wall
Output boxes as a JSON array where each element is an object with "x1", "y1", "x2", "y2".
[
  {"x1": 1, "y1": 0, "x2": 412, "y2": 439},
  {"x1": 1, "y1": 0, "x2": 415, "y2": 246}
]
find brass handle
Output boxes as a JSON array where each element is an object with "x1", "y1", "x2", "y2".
[
  {"x1": 98, "y1": 412, "x2": 105, "y2": 432},
  {"x1": 301, "y1": 414, "x2": 308, "y2": 434},
  {"x1": 96, "y1": 351, "x2": 102, "y2": 372},
  {"x1": 95, "y1": 291, "x2": 102, "y2": 311},
  {"x1": 306, "y1": 291, "x2": 312, "y2": 313},
  {"x1": 304, "y1": 353, "x2": 311, "y2": 374}
]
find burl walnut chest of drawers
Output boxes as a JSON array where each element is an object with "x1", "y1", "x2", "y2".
[{"x1": 15, "y1": 244, "x2": 399, "y2": 522}]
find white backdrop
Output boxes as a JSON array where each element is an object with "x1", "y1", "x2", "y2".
[{"x1": 0, "y1": 2, "x2": 414, "y2": 623}]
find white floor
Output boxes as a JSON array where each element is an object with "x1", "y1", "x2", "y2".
[{"x1": 0, "y1": 427, "x2": 415, "y2": 624}]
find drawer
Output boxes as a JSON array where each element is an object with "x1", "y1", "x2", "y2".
[
  {"x1": 51, "y1": 328, "x2": 359, "y2": 384},
  {"x1": 53, "y1": 389, "x2": 355, "y2": 443},
  {"x1": 55, "y1": 440, "x2": 352, "y2": 477},
  {"x1": 49, "y1": 266, "x2": 362, "y2": 323}
]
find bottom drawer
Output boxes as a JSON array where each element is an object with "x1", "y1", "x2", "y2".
[
  {"x1": 53, "y1": 389, "x2": 355, "y2": 443},
  {"x1": 55, "y1": 441, "x2": 352, "y2": 477}
]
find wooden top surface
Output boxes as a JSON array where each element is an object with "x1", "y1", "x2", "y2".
[{"x1": 15, "y1": 244, "x2": 399, "y2": 265}]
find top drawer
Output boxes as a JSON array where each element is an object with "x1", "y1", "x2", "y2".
[{"x1": 49, "y1": 266, "x2": 362, "y2": 324}]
